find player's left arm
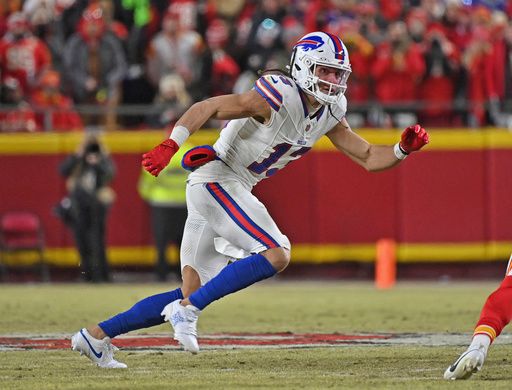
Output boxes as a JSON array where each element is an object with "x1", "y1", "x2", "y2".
[{"x1": 326, "y1": 117, "x2": 429, "y2": 172}]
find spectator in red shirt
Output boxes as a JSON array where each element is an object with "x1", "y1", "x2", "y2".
[
  {"x1": 503, "y1": 20, "x2": 512, "y2": 121},
  {"x1": 0, "y1": 12, "x2": 52, "y2": 95},
  {"x1": 30, "y1": 69, "x2": 83, "y2": 132},
  {"x1": 418, "y1": 25, "x2": 461, "y2": 127},
  {"x1": 462, "y1": 26, "x2": 494, "y2": 127},
  {"x1": 204, "y1": 19, "x2": 240, "y2": 97},
  {"x1": 443, "y1": 4, "x2": 473, "y2": 52},
  {"x1": 378, "y1": 0, "x2": 402, "y2": 24},
  {"x1": 486, "y1": 11, "x2": 509, "y2": 126},
  {"x1": 371, "y1": 21, "x2": 426, "y2": 126}
]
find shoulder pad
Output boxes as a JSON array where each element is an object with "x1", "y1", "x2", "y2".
[{"x1": 254, "y1": 75, "x2": 295, "y2": 112}]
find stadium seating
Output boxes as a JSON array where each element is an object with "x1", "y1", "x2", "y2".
[{"x1": 0, "y1": 211, "x2": 49, "y2": 281}]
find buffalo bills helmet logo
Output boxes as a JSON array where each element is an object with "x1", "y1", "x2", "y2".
[{"x1": 294, "y1": 35, "x2": 325, "y2": 51}]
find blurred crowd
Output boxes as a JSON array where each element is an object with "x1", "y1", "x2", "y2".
[{"x1": 1, "y1": 0, "x2": 512, "y2": 131}]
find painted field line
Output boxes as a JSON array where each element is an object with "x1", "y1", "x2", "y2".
[{"x1": 1, "y1": 333, "x2": 511, "y2": 352}]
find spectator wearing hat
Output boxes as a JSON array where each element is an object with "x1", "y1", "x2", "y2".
[
  {"x1": 22, "y1": 0, "x2": 69, "y2": 73},
  {"x1": 62, "y1": 4, "x2": 127, "y2": 129},
  {"x1": 30, "y1": 69, "x2": 83, "y2": 131},
  {"x1": 145, "y1": 5, "x2": 205, "y2": 101},
  {"x1": 0, "y1": 12, "x2": 52, "y2": 95},
  {"x1": 204, "y1": 19, "x2": 240, "y2": 97}
]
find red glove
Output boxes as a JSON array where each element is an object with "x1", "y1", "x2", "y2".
[
  {"x1": 399, "y1": 124, "x2": 429, "y2": 154},
  {"x1": 142, "y1": 139, "x2": 179, "y2": 177}
]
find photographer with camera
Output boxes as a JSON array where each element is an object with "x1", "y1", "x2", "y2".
[{"x1": 58, "y1": 133, "x2": 116, "y2": 282}]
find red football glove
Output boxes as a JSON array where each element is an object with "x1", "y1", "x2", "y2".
[
  {"x1": 141, "y1": 139, "x2": 179, "y2": 177},
  {"x1": 399, "y1": 124, "x2": 429, "y2": 154}
]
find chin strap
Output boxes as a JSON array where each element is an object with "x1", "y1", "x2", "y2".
[{"x1": 328, "y1": 104, "x2": 342, "y2": 123}]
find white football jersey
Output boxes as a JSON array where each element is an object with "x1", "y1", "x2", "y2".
[{"x1": 189, "y1": 74, "x2": 347, "y2": 189}]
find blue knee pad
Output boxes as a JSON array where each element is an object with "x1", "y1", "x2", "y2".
[{"x1": 99, "y1": 288, "x2": 183, "y2": 338}]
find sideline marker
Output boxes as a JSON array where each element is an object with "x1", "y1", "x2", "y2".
[{"x1": 375, "y1": 238, "x2": 396, "y2": 289}]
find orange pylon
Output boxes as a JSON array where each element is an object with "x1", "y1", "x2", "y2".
[{"x1": 375, "y1": 238, "x2": 397, "y2": 289}]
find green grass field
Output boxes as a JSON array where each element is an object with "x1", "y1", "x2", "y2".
[{"x1": 1, "y1": 280, "x2": 511, "y2": 389}]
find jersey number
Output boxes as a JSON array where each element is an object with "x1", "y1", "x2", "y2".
[{"x1": 247, "y1": 143, "x2": 311, "y2": 177}]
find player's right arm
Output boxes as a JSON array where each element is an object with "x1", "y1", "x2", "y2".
[
  {"x1": 142, "y1": 89, "x2": 272, "y2": 176},
  {"x1": 175, "y1": 89, "x2": 272, "y2": 133}
]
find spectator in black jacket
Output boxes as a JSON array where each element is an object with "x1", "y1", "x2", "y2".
[{"x1": 58, "y1": 133, "x2": 116, "y2": 282}]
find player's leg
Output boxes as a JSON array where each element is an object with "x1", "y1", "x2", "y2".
[
  {"x1": 183, "y1": 246, "x2": 289, "y2": 310},
  {"x1": 71, "y1": 287, "x2": 184, "y2": 368},
  {"x1": 168, "y1": 182, "x2": 290, "y2": 333},
  {"x1": 160, "y1": 200, "x2": 231, "y2": 353},
  {"x1": 162, "y1": 249, "x2": 286, "y2": 355},
  {"x1": 444, "y1": 254, "x2": 512, "y2": 380},
  {"x1": 71, "y1": 212, "x2": 197, "y2": 367}
]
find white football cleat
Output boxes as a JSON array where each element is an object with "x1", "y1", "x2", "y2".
[
  {"x1": 161, "y1": 299, "x2": 200, "y2": 354},
  {"x1": 444, "y1": 346, "x2": 486, "y2": 380},
  {"x1": 71, "y1": 328, "x2": 127, "y2": 368}
]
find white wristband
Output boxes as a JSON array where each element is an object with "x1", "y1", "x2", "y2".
[
  {"x1": 393, "y1": 143, "x2": 408, "y2": 160},
  {"x1": 169, "y1": 125, "x2": 190, "y2": 147}
]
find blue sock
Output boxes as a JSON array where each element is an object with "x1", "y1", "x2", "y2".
[
  {"x1": 98, "y1": 288, "x2": 183, "y2": 338},
  {"x1": 189, "y1": 253, "x2": 277, "y2": 310}
]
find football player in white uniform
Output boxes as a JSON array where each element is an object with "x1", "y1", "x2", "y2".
[{"x1": 71, "y1": 31, "x2": 429, "y2": 367}]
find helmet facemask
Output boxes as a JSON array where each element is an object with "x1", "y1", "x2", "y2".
[{"x1": 306, "y1": 61, "x2": 351, "y2": 105}]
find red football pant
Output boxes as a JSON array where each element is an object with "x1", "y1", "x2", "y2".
[{"x1": 474, "y1": 276, "x2": 512, "y2": 342}]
